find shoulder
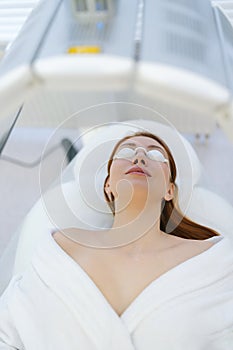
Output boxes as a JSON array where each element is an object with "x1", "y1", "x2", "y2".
[
  {"x1": 52, "y1": 230, "x2": 69, "y2": 245},
  {"x1": 159, "y1": 236, "x2": 218, "y2": 269},
  {"x1": 52, "y1": 227, "x2": 112, "y2": 251},
  {"x1": 52, "y1": 229, "x2": 82, "y2": 252},
  {"x1": 52, "y1": 228, "x2": 97, "y2": 255},
  {"x1": 164, "y1": 233, "x2": 217, "y2": 258},
  {"x1": 179, "y1": 237, "x2": 216, "y2": 256}
]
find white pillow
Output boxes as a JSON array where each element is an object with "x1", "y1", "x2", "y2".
[{"x1": 186, "y1": 186, "x2": 233, "y2": 237}]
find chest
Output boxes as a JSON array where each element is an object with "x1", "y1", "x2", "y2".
[
  {"x1": 69, "y1": 244, "x2": 205, "y2": 317},
  {"x1": 53, "y1": 233, "x2": 214, "y2": 317}
]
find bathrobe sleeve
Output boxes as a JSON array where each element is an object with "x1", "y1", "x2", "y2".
[{"x1": 0, "y1": 276, "x2": 24, "y2": 350}]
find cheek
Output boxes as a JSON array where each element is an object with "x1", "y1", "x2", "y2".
[
  {"x1": 152, "y1": 162, "x2": 168, "y2": 175},
  {"x1": 162, "y1": 165, "x2": 171, "y2": 183},
  {"x1": 108, "y1": 160, "x2": 128, "y2": 189},
  {"x1": 150, "y1": 163, "x2": 170, "y2": 187}
]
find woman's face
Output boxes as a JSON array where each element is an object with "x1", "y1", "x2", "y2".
[{"x1": 106, "y1": 136, "x2": 174, "y2": 205}]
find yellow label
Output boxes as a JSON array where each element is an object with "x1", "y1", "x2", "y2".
[{"x1": 68, "y1": 46, "x2": 101, "y2": 54}]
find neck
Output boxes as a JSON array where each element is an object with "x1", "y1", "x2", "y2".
[
  {"x1": 104, "y1": 196, "x2": 167, "y2": 254},
  {"x1": 113, "y1": 199, "x2": 160, "y2": 229}
]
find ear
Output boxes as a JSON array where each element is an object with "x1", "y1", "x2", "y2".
[
  {"x1": 104, "y1": 176, "x2": 112, "y2": 200},
  {"x1": 164, "y1": 183, "x2": 175, "y2": 202}
]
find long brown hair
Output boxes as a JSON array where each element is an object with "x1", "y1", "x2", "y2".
[{"x1": 103, "y1": 131, "x2": 220, "y2": 240}]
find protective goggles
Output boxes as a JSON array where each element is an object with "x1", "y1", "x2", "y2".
[{"x1": 113, "y1": 146, "x2": 169, "y2": 163}]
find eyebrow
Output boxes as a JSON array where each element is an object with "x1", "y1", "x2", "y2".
[{"x1": 120, "y1": 142, "x2": 167, "y2": 154}]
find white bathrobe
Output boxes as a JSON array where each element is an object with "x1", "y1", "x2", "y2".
[{"x1": 0, "y1": 231, "x2": 233, "y2": 350}]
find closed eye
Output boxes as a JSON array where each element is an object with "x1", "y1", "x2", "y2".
[
  {"x1": 114, "y1": 147, "x2": 135, "y2": 159},
  {"x1": 147, "y1": 149, "x2": 168, "y2": 163},
  {"x1": 114, "y1": 147, "x2": 168, "y2": 163}
]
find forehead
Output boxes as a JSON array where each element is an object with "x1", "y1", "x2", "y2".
[{"x1": 119, "y1": 136, "x2": 167, "y2": 151}]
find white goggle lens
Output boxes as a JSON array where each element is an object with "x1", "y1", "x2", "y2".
[{"x1": 114, "y1": 147, "x2": 168, "y2": 163}]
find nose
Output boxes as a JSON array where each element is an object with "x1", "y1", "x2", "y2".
[{"x1": 132, "y1": 148, "x2": 147, "y2": 165}]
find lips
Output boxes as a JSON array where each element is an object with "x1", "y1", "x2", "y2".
[{"x1": 125, "y1": 166, "x2": 151, "y2": 177}]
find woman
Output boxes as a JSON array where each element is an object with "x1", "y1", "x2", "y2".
[{"x1": 0, "y1": 131, "x2": 232, "y2": 350}]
